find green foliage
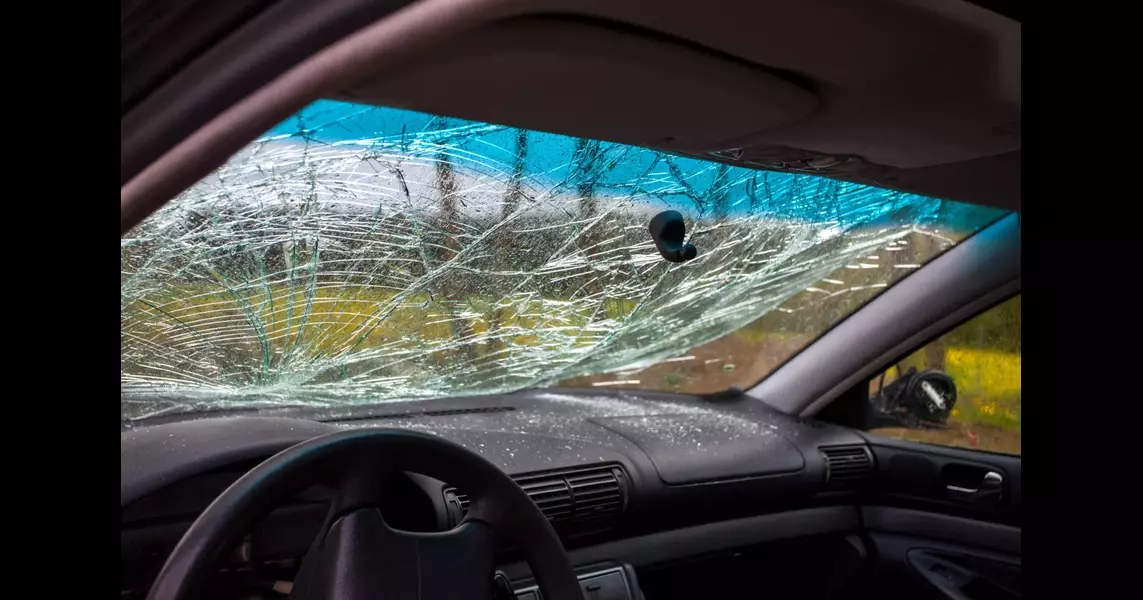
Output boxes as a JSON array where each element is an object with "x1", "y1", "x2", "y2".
[{"x1": 944, "y1": 296, "x2": 1021, "y2": 353}]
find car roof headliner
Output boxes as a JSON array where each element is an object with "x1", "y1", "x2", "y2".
[{"x1": 121, "y1": 0, "x2": 1020, "y2": 232}]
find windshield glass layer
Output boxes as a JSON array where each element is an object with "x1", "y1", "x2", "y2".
[{"x1": 121, "y1": 100, "x2": 1007, "y2": 420}]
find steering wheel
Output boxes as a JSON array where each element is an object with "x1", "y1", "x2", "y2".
[{"x1": 145, "y1": 428, "x2": 585, "y2": 600}]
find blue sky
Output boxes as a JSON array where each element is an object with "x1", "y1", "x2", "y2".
[{"x1": 262, "y1": 100, "x2": 1005, "y2": 231}]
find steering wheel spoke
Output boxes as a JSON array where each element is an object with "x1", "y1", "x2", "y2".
[{"x1": 291, "y1": 508, "x2": 497, "y2": 600}]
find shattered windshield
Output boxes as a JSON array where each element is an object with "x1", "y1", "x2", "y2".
[{"x1": 121, "y1": 100, "x2": 1007, "y2": 421}]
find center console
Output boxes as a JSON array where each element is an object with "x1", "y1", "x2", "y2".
[{"x1": 498, "y1": 563, "x2": 643, "y2": 600}]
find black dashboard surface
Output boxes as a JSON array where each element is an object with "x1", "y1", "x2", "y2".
[
  {"x1": 594, "y1": 412, "x2": 805, "y2": 484},
  {"x1": 121, "y1": 388, "x2": 869, "y2": 596},
  {"x1": 122, "y1": 388, "x2": 863, "y2": 508}
]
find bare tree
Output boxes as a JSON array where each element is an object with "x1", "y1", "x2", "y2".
[
  {"x1": 430, "y1": 116, "x2": 477, "y2": 366},
  {"x1": 708, "y1": 163, "x2": 733, "y2": 221},
  {"x1": 571, "y1": 137, "x2": 605, "y2": 298},
  {"x1": 503, "y1": 128, "x2": 529, "y2": 219},
  {"x1": 484, "y1": 128, "x2": 530, "y2": 364}
]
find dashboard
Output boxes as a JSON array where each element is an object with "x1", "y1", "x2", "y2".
[{"x1": 121, "y1": 388, "x2": 876, "y2": 598}]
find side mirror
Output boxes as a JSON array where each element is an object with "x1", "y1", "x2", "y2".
[
  {"x1": 869, "y1": 368, "x2": 957, "y2": 429},
  {"x1": 908, "y1": 370, "x2": 958, "y2": 425}
]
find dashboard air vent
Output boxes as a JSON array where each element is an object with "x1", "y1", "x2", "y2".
[
  {"x1": 820, "y1": 445, "x2": 874, "y2": 489},
  {"x1": 445, "y1": 463, "x2": 627, "y2": 533}
]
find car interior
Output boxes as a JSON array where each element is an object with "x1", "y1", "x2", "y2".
[{"x1": 121, "y1": 1, "x2": 1021, "y2": 599}]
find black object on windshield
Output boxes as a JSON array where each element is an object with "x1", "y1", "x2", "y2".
[{"x1": 648, "y1": 210, "x2": 698, "y2": 263}]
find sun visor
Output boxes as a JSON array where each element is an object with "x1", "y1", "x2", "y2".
[{"x1": 338, "y1": 18, "x2": 818, "y2": 152}]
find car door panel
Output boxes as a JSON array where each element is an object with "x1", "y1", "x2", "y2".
[
  {"x1": 855, "y1": 433, "x2": 1021, "y2": 599},
  {"x1": 863, "y1": 532, "x2": 1020, "y2": 600},
  {"x1": 864, "y1": 433, "x2": 1021, "y2": 527},
  {"x1": 863, "y1": 508, "x2": 1020, "y2": 556}
]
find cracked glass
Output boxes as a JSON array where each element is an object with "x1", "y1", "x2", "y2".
[{"x1": 121, "y1": 100, "x2": 1008, "y2": 420}]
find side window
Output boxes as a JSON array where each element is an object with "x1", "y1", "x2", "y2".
[{"x1": 865, "y1": 295, "x2": 1020, "y2": 455}]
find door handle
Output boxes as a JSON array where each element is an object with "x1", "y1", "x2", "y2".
[{"x1": 946, "y1": 471, "x2": 1003, "y2": 505}]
